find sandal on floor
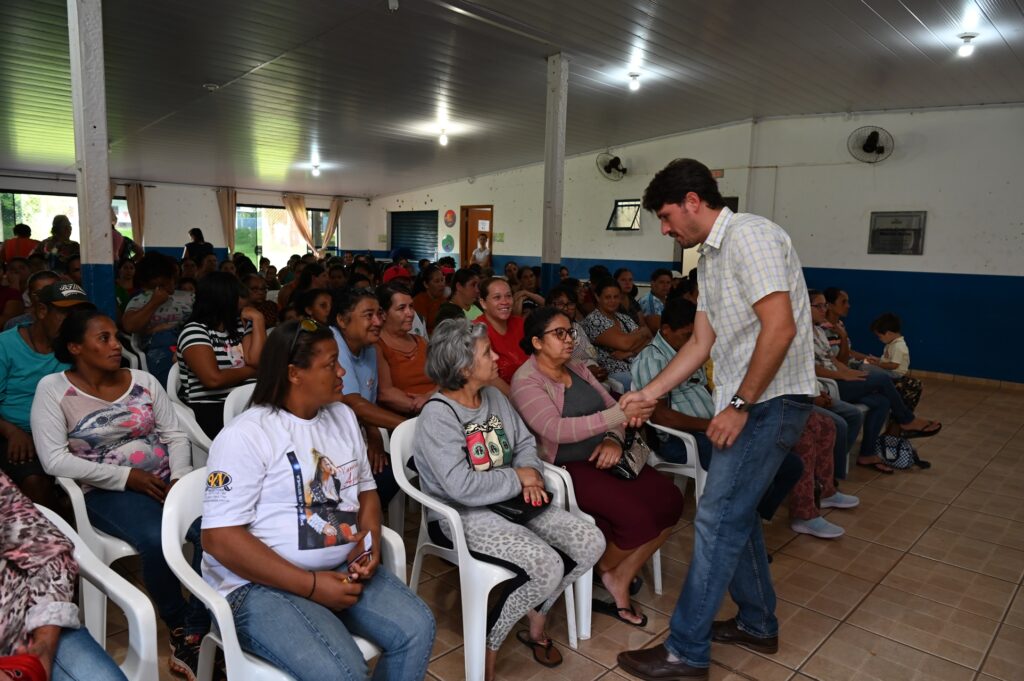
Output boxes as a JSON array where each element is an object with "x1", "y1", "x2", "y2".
[
  {"x1": 592, "y1": 599, "x2": 648, "y2": 628},
  {"x1": 901, "y1": 421, "x2": 942, "y2": 439},
  {"x1": 856, "y1": 459, "x2": 894, "y2": 475},
  {"x1": 593, "y1": 573, "x2": 643, "y2": 596},
  {"x1": 514, "y1": 630, "x2": 562, "y2": 667}
]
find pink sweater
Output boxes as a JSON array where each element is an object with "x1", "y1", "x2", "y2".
[{"x1": 510, "y1": 356, "x2": 626, "y2": 463}]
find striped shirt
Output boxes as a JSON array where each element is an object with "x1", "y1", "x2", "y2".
[
  {"x1": 631, "y1": 332, "x2": 714, "y2": 441},
  {"x1": 176, "y1": 320, "x2": 254, "y2": 404},
  {"x1": 697, "y1": 207, "x2": 816, "y2": 412}
]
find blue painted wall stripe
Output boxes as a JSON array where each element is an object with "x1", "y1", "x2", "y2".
[{"x1": 82, "y1": 263, "x2": 116, "y2": 317}]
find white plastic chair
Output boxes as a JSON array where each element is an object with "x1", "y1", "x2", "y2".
[
  {"x1": 166, "y1": 362, "x2": 185, "y2": 407},
  {"x1": 647, "y1": 423, "x2": 706, "y2": 595},
  {"x1": 266, "y1": 289, "x2": 279, "y2": 303},
  {"x1": 161, "y1": 468, "x2": 406, "y2": 681},
  {"x1": 222, "y1": 383, "x2": 255, "y2": 426},
  {"x1": 377, "y1": 427, "x2": 407, "y2": 536},
  {"x1": 172, "y1": 402, "x2": 212, "y2": 468},
  {"x1": 36, "y1": 505, "x2": 159, "y2": 681},
  {"x1": 390, "y1": 419, "x2": 579, "y2": 681},
  {"x1": 55, "y1": 477, "x2": 139, "y2": 646},
  {"x1": 117, "y1": 333, "x2": 147, "y2": 373}
]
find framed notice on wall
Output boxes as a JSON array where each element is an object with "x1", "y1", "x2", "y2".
[{"x1": 868, "y1": 211, "x2": 926, "y2": 255}]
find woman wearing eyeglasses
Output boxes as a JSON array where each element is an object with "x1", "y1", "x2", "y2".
[
  {"x1": 474, "y1": 277, "x2": 527, "y2": 395},
  {"x1": 201, "y1": 319, "x2": 435, "y2": 681},
  {"x1": 510, "y1": 307, "x2": 680, "y2": 629}
]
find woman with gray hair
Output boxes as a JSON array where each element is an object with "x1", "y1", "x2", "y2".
[{"x1": 412, "y1": 318, "x2": 604, "y2": 680}]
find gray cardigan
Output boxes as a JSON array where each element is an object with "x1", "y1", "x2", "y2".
[{"x1": 412, "y1": 386, "x2": 544, "y2": 510}]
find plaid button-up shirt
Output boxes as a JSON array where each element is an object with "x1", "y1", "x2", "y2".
[{"x1": 697, "y1": 207, "x2": 817, "y2": 412}]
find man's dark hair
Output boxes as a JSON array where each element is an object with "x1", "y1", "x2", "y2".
[
  {"x1": 642, "y1": 158, "x2": 725, "y2": 213},
  {"x1": 134, "y1": 253, "x2": 178, "y2": 287},
  {"x1": 823, "y1": 287, "x2": 844, "y2": 304},
  {"x1": 661, "y1": 297, "x2": 697, "y2": 331},
  {"x1": 588, "y1": 264, "x2": 610, "y2": 282},
  {"x1": 870, "y1": 312, "x2": 902, "y2": 335},
  {"x1": 13, "y1": 223, "x2": 31, "y2": 238},
  {"x1": 650, "y1": 268, "x2": 672, "y2": 282}
]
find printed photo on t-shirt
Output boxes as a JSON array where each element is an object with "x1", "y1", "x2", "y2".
[{"x1": 287, "y1": 448, "x2": 360, "y2": 550}]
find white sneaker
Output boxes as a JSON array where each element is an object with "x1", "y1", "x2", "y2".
[
  {"x1": 820, "y1": 492, "x2": 860, "y2": 509},
  {"x1": 791, "y1": 516, "x2": 845, "y2": 539}
]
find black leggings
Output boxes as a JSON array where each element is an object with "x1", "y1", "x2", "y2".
[{"x1": 189, "y1": 401, "x2": 225, "y2": 440}]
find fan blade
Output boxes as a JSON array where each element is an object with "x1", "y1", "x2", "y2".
[{"x1": 862, "y1": 130, "x2": 880, "y2": 153}]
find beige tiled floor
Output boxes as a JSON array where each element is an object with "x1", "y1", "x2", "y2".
[{"x1": 105, "y1": 377, "x2": 1024, "y2": 680}]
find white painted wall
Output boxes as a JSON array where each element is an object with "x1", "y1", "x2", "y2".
[{"x1": 370, "y1": 104, "x2": 1024, "y2": 278}]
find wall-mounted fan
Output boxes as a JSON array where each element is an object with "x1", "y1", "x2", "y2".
[
  {"x1": 847, "y1": 126, "x2": 894, "y2": 163},
  {"x1": 596, "y1": 152, "x2": 628, "y2": 181}
]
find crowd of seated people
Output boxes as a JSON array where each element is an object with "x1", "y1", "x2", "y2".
[{"x1": 0, "y1": 213, "x2": 947, "y2": 680}]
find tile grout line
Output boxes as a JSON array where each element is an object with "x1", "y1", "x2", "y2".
[{"x1": 973, "y1": 580, "x2": 1022, "y2": 681}]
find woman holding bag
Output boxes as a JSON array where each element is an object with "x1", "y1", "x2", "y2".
[
  {"x1": 510, "y1": 307, "x2": 680, "y2": 628},
  {"x1": 412, "y1": 318, "x2": 603, "y2": 681}
]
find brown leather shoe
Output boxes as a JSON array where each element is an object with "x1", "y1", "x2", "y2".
[
  {"x1": 711, "y1": 618, "x2": 779, "y2": 654},
  {"x1": 616, "y1": 644, "x2": 709, "y2": 680}
]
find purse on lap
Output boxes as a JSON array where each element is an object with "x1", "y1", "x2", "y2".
[{"x1": 609, "y1": 428, "x2": 651, "y2": 480}]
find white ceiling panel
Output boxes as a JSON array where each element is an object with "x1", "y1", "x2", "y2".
[{"x1": 0, "y1": 0, "x2": 1021, "y2": 196}]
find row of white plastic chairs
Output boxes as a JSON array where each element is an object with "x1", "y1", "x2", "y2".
[{"x1": 52, "y1": 366, "x2": 705, "y2": 681}]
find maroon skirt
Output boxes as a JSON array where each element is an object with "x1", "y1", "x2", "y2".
[{"x1": 563, "y1": 461, "x2": 684, "y2": 550}]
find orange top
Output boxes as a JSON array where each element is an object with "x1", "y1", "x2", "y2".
[
  {"x1": 377, "y1": 334, "x2": 435, "y2": 395},
  {"x1": 412, "y1": 292, "x2": 446, "y2": 333},
  {"x1": 2, "y1": 238, "x2": 39, "y2": 262}
]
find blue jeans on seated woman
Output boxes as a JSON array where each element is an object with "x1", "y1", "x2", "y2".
[
  {"x1": 655, "y1": 432, "x2": 712, "y2": 470},
  {"x1": 835, "y1": 370, "x2": 911, "y2": 456},
  {"x1": 52, "y1": 627, "x2": 127, "y2": 681},
  {"x1": 665, "y1": 395, "x2": 812, "y2": 669},
  {"x1": 85, "y1": 488, "x2": 209, "y2": 636},
  {"x1": 226, "y1": 567, "x2": 435, "y2": 681}
]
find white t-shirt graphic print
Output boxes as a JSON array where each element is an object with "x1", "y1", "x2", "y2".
[{"x1": 201, "y1": 403, "x2": 376, "y2": 597}]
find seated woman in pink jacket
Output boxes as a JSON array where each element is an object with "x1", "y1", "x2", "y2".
[{"x1": 510, "y1": 307, "x2": 680, "y2": 628}]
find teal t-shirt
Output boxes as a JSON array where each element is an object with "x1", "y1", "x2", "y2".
[{"x1": 0, "y1": 324, "x2": 70, "y2": 431}]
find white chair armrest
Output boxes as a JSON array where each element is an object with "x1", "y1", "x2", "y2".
[
  {"x1": 172, "y1": 402, "x2": 213, "y2": 451},
  {"x1": 818, "y1": 378, "x2": 840, "y2": 401},
  {"x1": 606, "y1": 377, "x2": 625, "y2": 394},
  {"x1": 648, "y1": 423, "x2": 699, "y2": 459},
  {"x1": 36, "y1": 505, "x2": 159, "y2": 681},
  {"x1": 378, "y1": 526, "x2": 406, "y2": 584},
  {"x1": 541, "y1": 463, "x2": 595, "y2": 524}
]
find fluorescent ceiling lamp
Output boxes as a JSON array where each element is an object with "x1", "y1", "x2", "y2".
[
  {"x1": 628, "y1": 73, "x2": 640, "y2": 91},
  {"x1": 957, "y1": 32, "x2": 978, "y2": 57}
]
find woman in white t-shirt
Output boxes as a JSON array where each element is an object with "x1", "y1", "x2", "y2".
[{"x1": 200, "y1": 319, "x2": 435, "y2": 681}]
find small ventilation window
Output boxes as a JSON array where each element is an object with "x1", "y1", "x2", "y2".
[
  {"x1": 868, "y1": 211, "x2": 926, "y2": 255},
  {"x1": 606, "y1": 199, "x2": 641, "y2": 231}
]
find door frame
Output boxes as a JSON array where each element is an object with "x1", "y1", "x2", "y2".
[{"x1": 459, "y1": 204, "x2": 493, "y2": 268}]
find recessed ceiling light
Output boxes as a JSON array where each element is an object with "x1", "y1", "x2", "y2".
[
  {"x1": 311, "y1": 165, "x2": 321, "y2": 177},
  {"x1": 957, "y1": 32, "x2": 978, "y2": 57},
  {"x1": 628, "y1": 73, "x2": 641, "y2": 91},
  {"x1": 439, "y1": 129, "x2": 449, "y2": 146}
]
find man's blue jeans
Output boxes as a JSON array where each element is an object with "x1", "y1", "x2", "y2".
[
  {"x1": 227, "y1": 567, "x2": 435, "y2": 681},
  {"x1": 665, "y1": 395, "x2": 812, "y2": 668},
  {"x1": 52, "y1": 627, "x2": 127, "y2": 681},
  {"x1": 85, "y1": 489, "x2": 209, "y2": 635}
]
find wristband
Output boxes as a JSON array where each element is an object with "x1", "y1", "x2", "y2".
[
  {"x1": 306, "y1": 571, "x2": 317, "y2": 599},
  {"x1": 603, "y1": 431, "x2": 624, "y2": 447}
]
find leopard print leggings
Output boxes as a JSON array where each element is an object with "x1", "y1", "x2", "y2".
[{"x1": 440, "y1": 504, "x2": 605, "y2": 650}]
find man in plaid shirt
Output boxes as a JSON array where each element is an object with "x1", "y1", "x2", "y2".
[{"x1": 618, "y1": 159, "x2": 817, "y2": 681}]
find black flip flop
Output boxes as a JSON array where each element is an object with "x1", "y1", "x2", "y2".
[
  {"x1": 592, "y1": 599, "x2": 648, "y2": 628},
  {"x1": 514, "y1": 630, "x2": 562, "y2": 668},
  {"x1": 856, "y1": 460, "x2": 895, "y2": 475},
  {"x1": 593, "y1": 574, "x2": 643, "y2": 596},
  {"x1": 901, "y1": 421, "x2": 942, "y2": 439}
]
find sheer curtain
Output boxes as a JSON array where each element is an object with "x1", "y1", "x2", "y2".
[
  {"x1": 125, "y1": 183, "x2": 145, "y2": 244},
  {"x1": 321, "y1": 197, "x2": 344, "y2": 256},
  {"x1": 282, "y1": 194, "x2": 316, "y2": 252},
  {"x1": 216, "y1": 187, "x2": 237, "y2": 252}
]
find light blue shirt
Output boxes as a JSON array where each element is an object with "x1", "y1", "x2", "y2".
[
  {"x1": 0, "y1": 324, "x2": 70, "y2": 431},
  {"x1": 639, "y1": 292, "x2": 665, "y2": 317},
  {"x1": 332, "y1": 327, "x2": 378, "y2": 402}
]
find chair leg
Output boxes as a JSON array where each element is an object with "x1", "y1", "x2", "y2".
[
  {"x1": 197, "y1": 637, "x2": 217, "y2": 681},
  {"x1": 563, "y1": 585, "x2": 577, "y2": 650},
  {"x1": 652, "y1": 549, "x2": 664, "y2": 595},
  {"x1": 386, "y1": 491, "x2": 406, "y2": 536},
  {"x1": 82, "y1": 581, "x2": 108, "y2": 646},
  {"x1": 574, "y1": 568, "x2": 593, "y2": 640},
  {"x1": 461, "y1": 584, "x2": 491, "y2": 681}
]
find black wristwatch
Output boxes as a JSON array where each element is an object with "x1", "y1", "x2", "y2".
[{"x1": 728, "y1": 394, "x2": 751, "y2": 412}]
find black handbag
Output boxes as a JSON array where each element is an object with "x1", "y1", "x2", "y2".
[
  {"x1": 425, "y1": 398, "x2": 550, "y2": 523},
  {"x1": 609, "y1": 429, "x2": 651, "y2": 481}
]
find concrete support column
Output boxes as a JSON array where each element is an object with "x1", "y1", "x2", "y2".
[
  {"x1": 540, "y1": 52, "x2": 569, "y2": 293},
  {"x1": 67, "y1": 0, "x2": 115, "y2": 314}
]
